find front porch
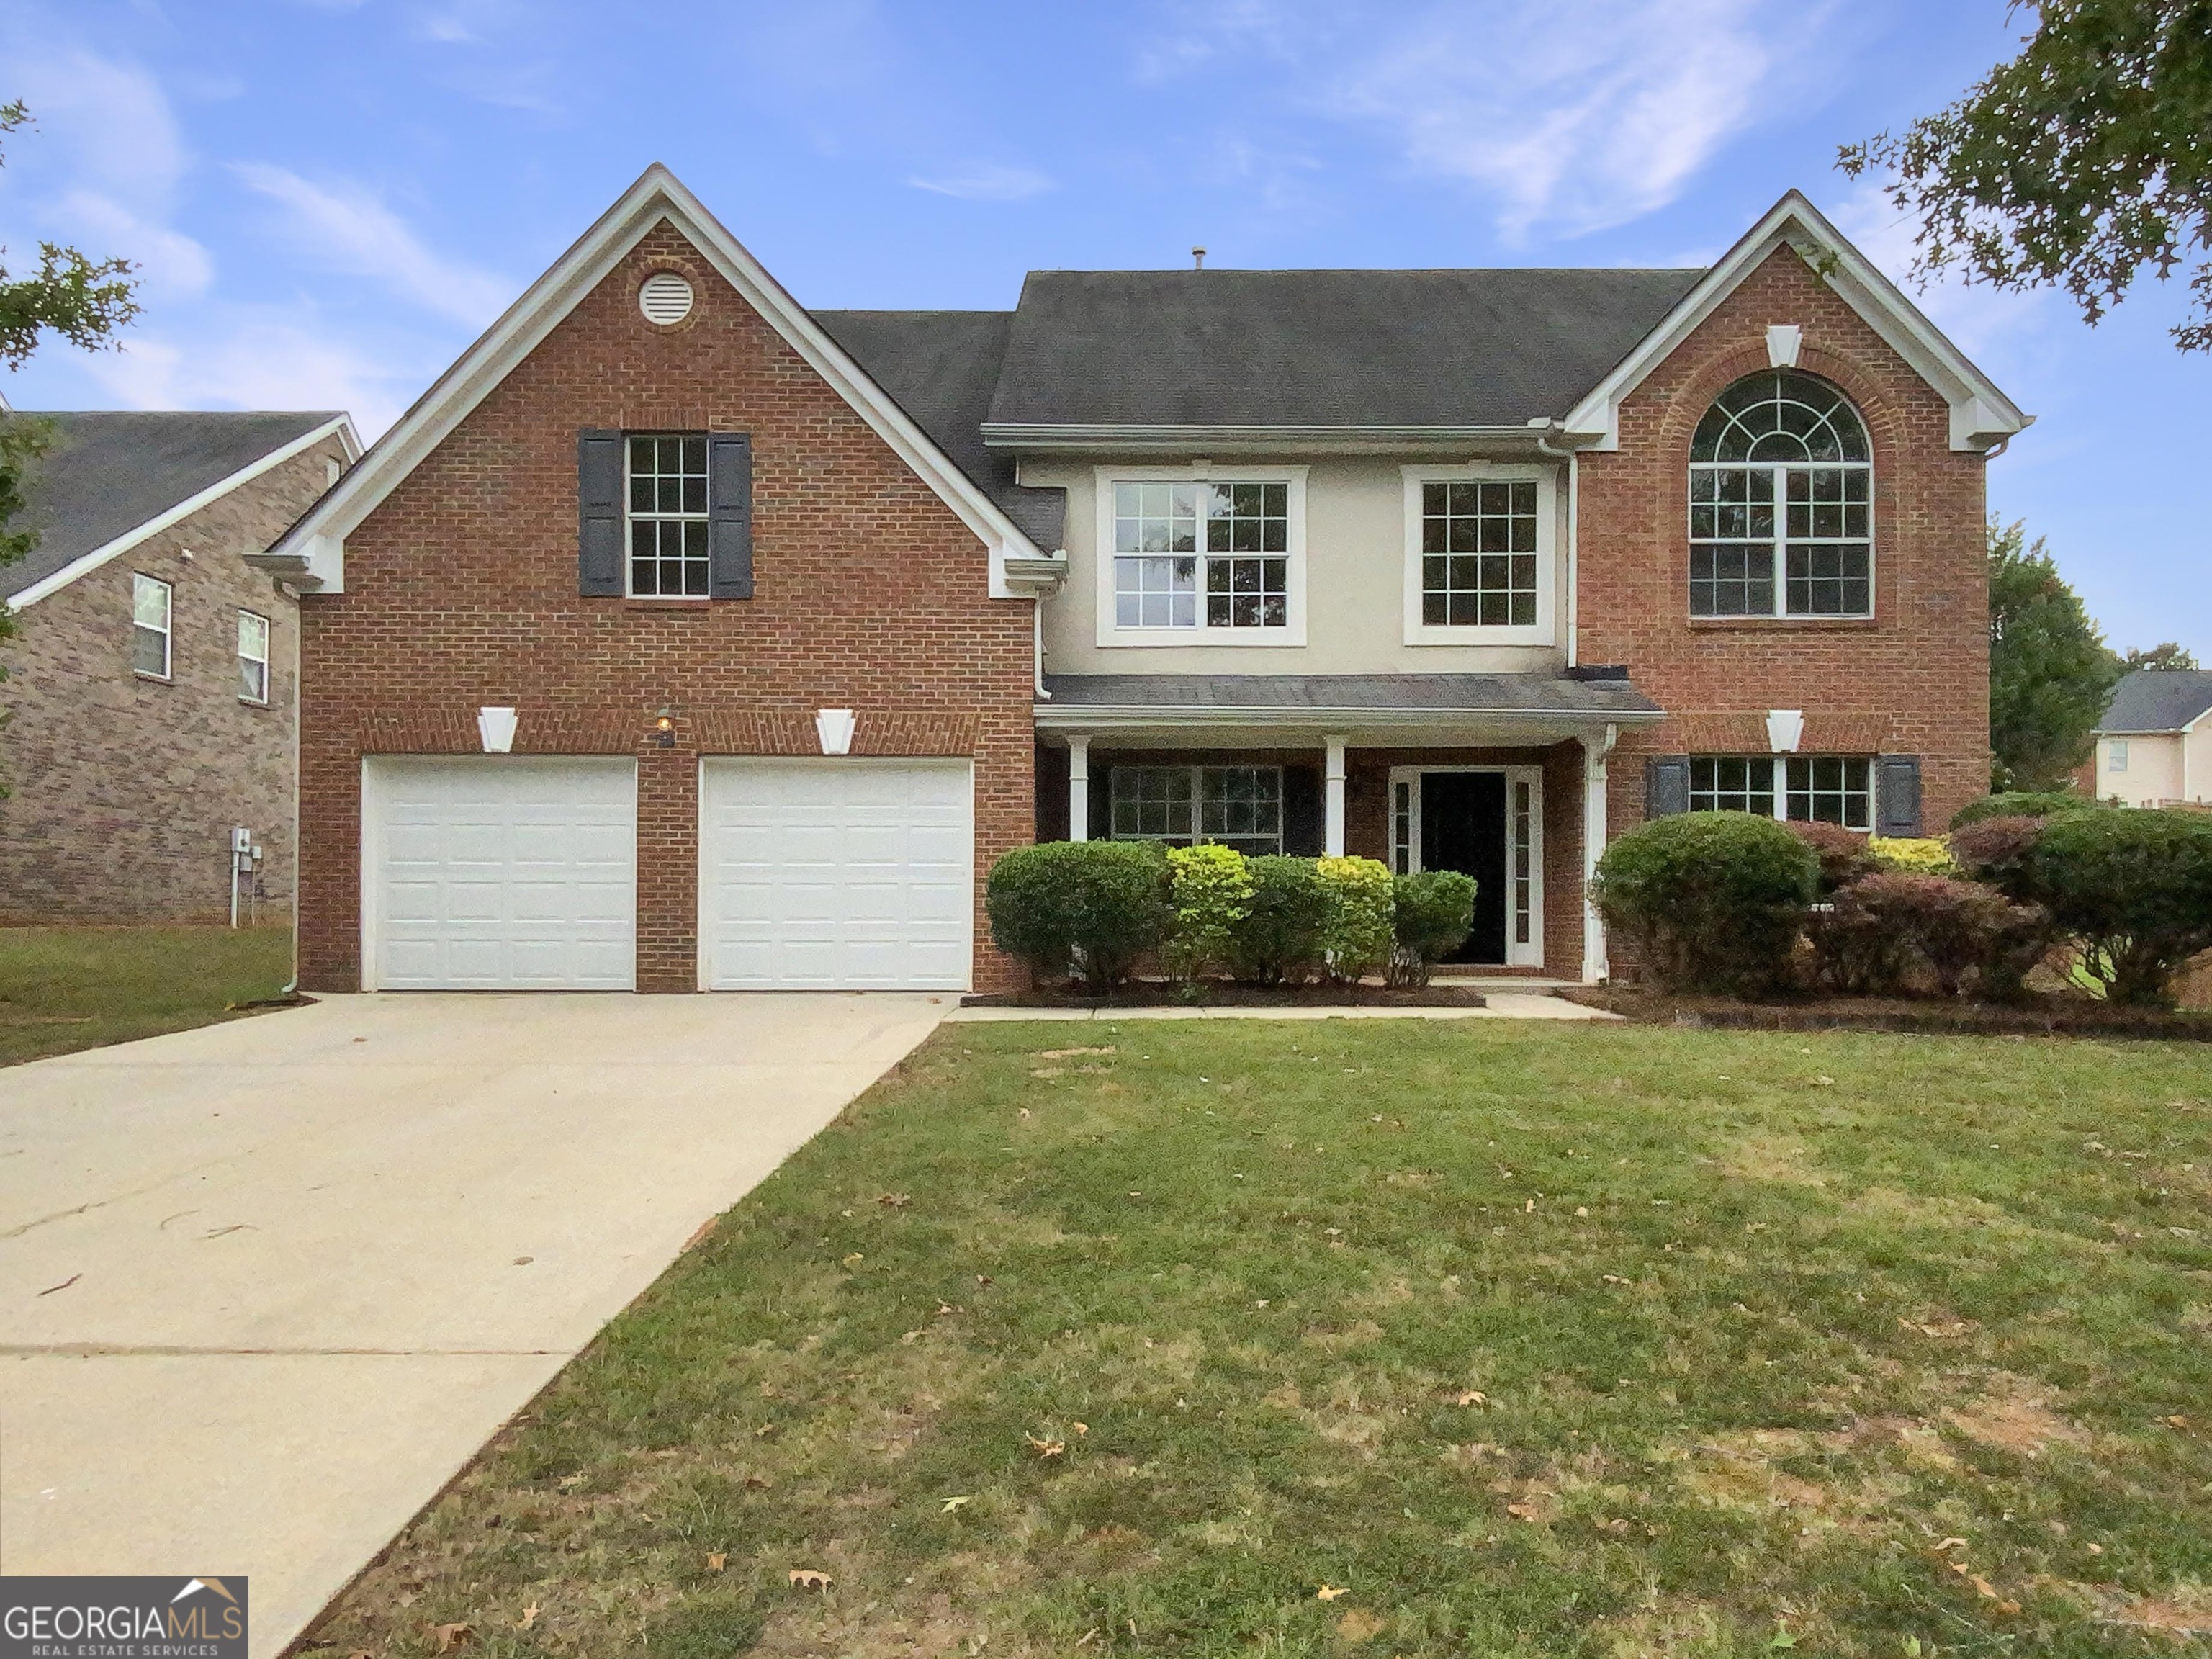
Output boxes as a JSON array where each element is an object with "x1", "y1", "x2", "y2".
[{"x1": 1033, "y1": 673, "x2": 1663, "y2": 984}]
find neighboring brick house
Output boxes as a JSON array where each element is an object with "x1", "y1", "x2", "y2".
[
  {"x1": 1, "y1": 410, "x2": 359, "y2": 923},
  {"x1": 258, "y1": 167, "x2": 2023, "y2": 993}
]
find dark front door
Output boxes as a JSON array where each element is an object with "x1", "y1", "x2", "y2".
[{"x1": 1419, "y1": 771, "x2": 1508, "y2": 965}]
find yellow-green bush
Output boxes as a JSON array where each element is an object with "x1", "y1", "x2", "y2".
[
  {"x1": 1316, "y1": 855, "x2": 1395, "y2": 983},
  {"x1": 1867, "y1": 835, "x2": 1959, "y2": 876},
  {"x1": 1164, "y1": 844, "x2": 1254, "y2": 982}
]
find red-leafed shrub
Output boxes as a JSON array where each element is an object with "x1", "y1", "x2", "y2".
[
  {"x1": 1814, "y1": 872, "x2": 2050, "y2": 999},
  {"x1": 1787, "y1": 821, "x2": 1881, "y2": 896}
]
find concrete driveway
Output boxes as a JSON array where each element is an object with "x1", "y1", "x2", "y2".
[{"x1": 0, "y1": 991, "x2": 951, "y2": 1658}]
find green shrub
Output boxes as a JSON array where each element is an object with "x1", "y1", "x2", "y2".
[
  {"x1": 1814, "y1": 871, "x2": 2046, "y2": 998},
  {"x1": 1388, "y1": 870, "x2": 1478, "y2": 989},
  {"x1": 2018, "y1": 809, "x2": 2212, "y2": 1007},
  {"x1": 1786, "y1": 820, "x2": 1880, "y2": 895},
  {"x1": 1950, "y1": 791, "x2": 2098, "y2": 829},
  {"x1": 1592, "y1": 813, "x2": 1818, "y2": 993},
  {"x1": 984, "y1": 840, "x2": 1171, "y2": 993},
  {"x1": 1226, "y1": 856, "x2": 1332, "y2": 986},
  {"x1": 1164, "y1": 844, "x2": 1253, "y2": 984},
  {"x1": 1316, "y1": 855, "x2": 1395, "y2": 984},
  {"x1": 1868, "y1": 835, "x2": 1959, "y2": 876}
]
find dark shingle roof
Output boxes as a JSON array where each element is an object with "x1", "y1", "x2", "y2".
[
  {"x1": 985, "y1": 268, "x2": 1706, "y2": 431},
  {"x1": 2099, "y1": 668, "x2": 2212, "y2": 734},
  {"x1": 3, "y1": 410, "x2": 340, "y2": 601},
  {"x1": 811, "y1": 310, "x2": 1066, "y2": 550},
  {"x1": 1041, "y1": 673, "x2": 1660, "y2": 716}
]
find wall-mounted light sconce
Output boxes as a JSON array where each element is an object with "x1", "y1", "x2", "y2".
[{"x1": 651, "y1": 709, "x2": 677, "y2": 749}]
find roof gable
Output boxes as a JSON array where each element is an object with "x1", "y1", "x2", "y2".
[
  {"x1": 5, "y1": 410, "x2": 358, "y2": 608},
  {"x1": 2100, "y1": 668, "x2": 2212, "y2": 734},
  {"x1": 261, "y1": 166, "x2": 1048, "y2": 595},
  {"x1": 1560, "y1": 190, "x2": 2028, "y2": 453}
]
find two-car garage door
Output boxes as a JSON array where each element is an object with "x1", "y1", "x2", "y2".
[{"x1": 362, "y1": 756, "x2": 972, "y2": 991}]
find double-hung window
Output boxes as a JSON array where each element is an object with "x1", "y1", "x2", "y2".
[
  {"x1": 1401, "y1": 465, "x2": 1555, "y2": 644},
  {"x1": 1098, "y1": 468, "x2": 1305, "y2": 644},
  {"x1": 1109, "y1": 765, "x2": 1282, "y2": 855},
  {"x1": 132, "y1": 574, "x2": 171, "y2": 679},
  {"x1": 237, "y1": 610, "x2": 271, "y2": 703},
  {"x1": 1689, "y1": 371, "x2": 1872, "y2": 619},
  {"x1": 627, "y1": 433, "x2": 710, "y2": 597},
  {"x1": 1687, "y1": 755, "x2": 1874, "y2": 830}
]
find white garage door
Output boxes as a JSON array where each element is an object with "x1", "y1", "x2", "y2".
[
  {"x1": 701, "y1": 757, "x2": 973, "y2": 990},
  {"x1": 365, "y1": 757, "x2": 637, "y2": 990}
]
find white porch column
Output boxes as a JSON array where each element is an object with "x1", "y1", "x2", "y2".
[
  {"x1": 1068, "y1": 734, "x2": 1091, "y2": 842},
  {"x1": 1323, "y1": 734, "x2": 1348, "y2": 857},
  {"x1": 1581, "y1": 723, "x2": 1617, "y2": 983}
]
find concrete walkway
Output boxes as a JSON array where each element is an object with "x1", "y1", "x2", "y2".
[
  {"x1": 945, "y1": 991, "x2": 1616, "y2": 1022},
  {"x1": 0, "y1": 992, "x2": 951, "y2": 1658}
]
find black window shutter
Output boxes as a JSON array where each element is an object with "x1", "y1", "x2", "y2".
[
  {"x1": 707, "y1": 431, "x2": 753, "y2": 600},
  {"x1": 1876, "y1": 755, "x2": 1923, "y2": 837},
  {"x1": 1645, "y1": 755, "x2": 1691, "y2": 819},
  {"x1": 577, "y1": 428, "x2": 624, "y2": 596}
]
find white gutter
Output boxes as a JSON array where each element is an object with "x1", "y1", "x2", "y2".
[
  {"x1": 7, "y1": 415, "x2": 359, "y2": 611},
  {"x1": 1032, "y1": 703, "x2": 1663, "y2": 731}
]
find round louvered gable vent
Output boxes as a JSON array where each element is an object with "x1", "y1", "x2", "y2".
[{"x1": 639, "y1": 272, "x2": 694, "y2": 325}]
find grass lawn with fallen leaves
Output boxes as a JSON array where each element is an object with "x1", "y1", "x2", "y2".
[
  {"x1": 0, "y1": 923, "x2": 295, "y2": 1066},
  {"x1": 307, "y1": 1021, "x2": 2212, "y2": 1658}
]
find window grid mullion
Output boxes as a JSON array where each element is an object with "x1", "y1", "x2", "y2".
[{"x1": 1771, "y1": 464, "x2": 1786, "y2": 619}]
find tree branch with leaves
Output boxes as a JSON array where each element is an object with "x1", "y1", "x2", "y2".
[{"x1": 1839, "y1": 1, "x2": 2212, "y2": 351}]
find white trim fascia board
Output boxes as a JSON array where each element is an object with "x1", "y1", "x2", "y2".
[
  {"x1": 264, "y1": 164, "x2": 1042, "y2": 598},
  {"x1": 1033, "y1": 704, "x2": 1662, "y2": 730},
  {"x1": 8, "y1": 415, "x2": 359, "y2": 611},
  {"x1": 986, "y1": 423, "x2": 1553, "y2": 454},
  {"x1": 1561, "y1": 189, "x2": 2030, "y2": 454}
]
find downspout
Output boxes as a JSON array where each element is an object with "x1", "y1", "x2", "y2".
[
  {"x1": 276, "y1": 576, "x2": 304, "y2": 997},
  {"x1": 1534, "y1": 421, "x2": 1579, "y2": 667},
  {"x1": 1033, "y1": 592, "x2": 1051, "y2": 700}
]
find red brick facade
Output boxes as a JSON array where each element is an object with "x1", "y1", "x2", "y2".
[
  {"x1": 295, "y1": 224, "x2": 1034, "y2": 992},
  {"x1": 0, "y1": 441, "x2": 345, "y2": 924},
  {"x1": 1578, "y1": 246, "x2": 1991, "y2": 839},
  {"x1": 297, "y1": 219, "x2": 1992, "y2": 994}
]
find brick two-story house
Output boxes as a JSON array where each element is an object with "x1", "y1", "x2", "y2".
[
  {"x1": 256, "y1": 166, "x2": 2023, "y2": 994},
  {"x1": 1, "y1": 410, "x2": 359, "y2": 922}
]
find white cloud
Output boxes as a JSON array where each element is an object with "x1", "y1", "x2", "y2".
[
  {"x1": 4, "y1": 46, "x2": 190, "y2": 202},
  {"x1": 83, "y1": 314, "x2": 421, "y2": 439},
  {"x1": 232, "y1": 163, "x2": 513, "y2": 328},
  {"x1": 1138, "y1": 0, "x2": 1831, "y2": 243},
  {"x1": 48, "y1": 189, "x2": 215, "y2": 300},
  {"x1": 908, "y1": 164, "x2": 1055, "y2": 203}
]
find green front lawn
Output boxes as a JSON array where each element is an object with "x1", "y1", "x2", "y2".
[
  {"x1": 0, "y1": 924, "x2": 295, "y2": 1066},
  {"x1": 308, "y1": 1022, "x2": 2211, "y2": 1658}
]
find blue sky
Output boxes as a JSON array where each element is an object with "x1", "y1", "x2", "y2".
[{"x1": 1, "y1": 0, "x2": 2204, "y2": 654}]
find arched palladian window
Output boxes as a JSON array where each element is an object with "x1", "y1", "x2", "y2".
[{"x1": 1688, "y1": 370, "x2": 1871, "y2": 618}]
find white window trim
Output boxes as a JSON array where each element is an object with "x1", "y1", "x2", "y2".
[
  {"x1": 1093, "y1": 464, "x2": 1308, "y2": 648},
  {"x1": 238, "y1": 609, "x2": 271, "y2": 705},
  {"x1": 2106, "y1": 739, "x2": 2128, "y2": 773},
  {"x1": 132, "y1": 572, "x2": 172, "y2": 681},
  {"x1": 1688, "y1": 754, "x2": 1877, "y2": 831},
  {"x1": 1385, "y1": 764, "x2": 1545, "y2": 968},
  {"x1": 625, "y1": 432, "x2": 711, "y2": 602},
  {"x1": 1401, "y1": 464, "x2": 1559, "y2": 647},
  {"x1": 1106, "y1": 763, "x2": 1287, "y2": 853},
  {"x1": 1686, "y1": 457, "x2": 1876, "y2": 621}
]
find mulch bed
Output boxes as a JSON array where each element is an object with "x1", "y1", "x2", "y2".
[
  {"x1": 962, "y1": 981, "x2": 1489, "y2": 1010},
  {"x1": 1557, "y1": 985, "x2": 2212, "y2": 1041}
]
